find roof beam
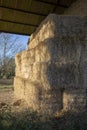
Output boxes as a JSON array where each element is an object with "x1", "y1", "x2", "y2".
[
  {"x1": 52, "y1": 0, "x2": 60, "y2": 13},
  {"x1": 0, "y1": 30, "x2": 30, "y2": 36},
  {"x1": 0, "y1": 5, "x2": 47, "y2": 16},
  {"x1": 0, "y1": 20, "x2": 36, "y2": 35},
  {"x1": 34, "y1": 0, "x2": 69, "y2": 8},
  {"x1": 0, "y1": 19, "x2": 38, "y2": 27},
  {"x1": 0, "y1": 7, "x2": 45, "y2": 27}
]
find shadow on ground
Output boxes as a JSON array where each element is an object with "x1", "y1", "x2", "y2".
[{"x1": 0, "y1": 107, "x2": 87, "y2": 130}]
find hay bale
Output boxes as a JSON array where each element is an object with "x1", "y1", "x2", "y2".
[{"x1": 14, "y1": 14, "x2": 87, "y2": 114}]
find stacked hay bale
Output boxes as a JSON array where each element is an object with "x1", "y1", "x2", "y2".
[{"x1": 14, "y1": 14, "x2": 87, "y2": 114}]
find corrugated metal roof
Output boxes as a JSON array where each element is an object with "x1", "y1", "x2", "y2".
[{"x1": 0, "y1": 0, "x2": 77, "y2": 35}]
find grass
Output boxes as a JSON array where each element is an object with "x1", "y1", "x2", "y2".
[
  {"x1": 0, "y1": 109, "x2": 42, "y2": 130},
  {"x1": 0, "y1": 79, "x2": 87, "y2": 130},
  {"x1": 0, "y1": 84, "x2": 13, "y2": 90},
  {"x1": 0, "y1": 106, "x2": 87, "y2": 130},
  {"x1": 0, "y1": 79, "x2": 13, "y2": 90},
  {"x1": 0, "y1": 79, "x2": 13, "y2": 85}
]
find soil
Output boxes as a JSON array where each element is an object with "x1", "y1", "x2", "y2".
[
  {"x1": 0, "y1": 89, "x2": 14, "y2": 104},
  {"x1": 0, "y1": 88, "x2": 29, "y2": 113}
]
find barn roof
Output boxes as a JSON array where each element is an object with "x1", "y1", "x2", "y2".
[{"x1": 0, "y1": 0, "x2": 77, "y2": 35}]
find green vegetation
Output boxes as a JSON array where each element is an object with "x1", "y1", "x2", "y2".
[
  {"x1": 0, "y1": 83, "x2": 87, "y2": 130},
  {"x1": 0, "y1": 84, "x2": 13, "y2": 90},
  {"x1": 0, "y1": 107, "x2": 87, "y2": 130},
  {"x1": 0, "y1": 33, "x2": 28, "y2": 80},
  {"x1": 0, "y1": 57, "x2": 15, "y2": 79},
  {"x1": 0, "y1": 80, "x2": 13, "y2": 90},
  {"x1": 0, "y1": 109, "x2": 41, "y2": 130},
  {"x1": 0, "y1": 79, "x2": 13, "y2": 90}
]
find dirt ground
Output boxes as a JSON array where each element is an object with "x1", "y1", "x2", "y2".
[
  {"x1": 0, "y1": 88, "x2": 87, "y2": 130},
  {"x1": 0, "y1": 88, "x2": 29, "y2": 114},
  {"x1": 0, "y1": 78, "x2": 14, "y2": 104},
  {"x1": 0, "y1": 79, "x2": 13, "y2": 85},
  {"x1": 0, "y1": 89, "x2": 14, "y2": 104}
]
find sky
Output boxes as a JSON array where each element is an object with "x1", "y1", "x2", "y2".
[
  {"x1": 0, "y1": 33, "x2": 29, "y2": 60},
  {"x1": 12, "y1": 33, "x2": 29, "y2": 49}
]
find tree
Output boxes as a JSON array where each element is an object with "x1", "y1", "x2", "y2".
[{"x1": 0, "y1": 33, "x2": 26, "y2": 78}]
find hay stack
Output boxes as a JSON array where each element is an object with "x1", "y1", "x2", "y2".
[{"x1": 14, "y1": 14, "x2": 87, "y2": 114}]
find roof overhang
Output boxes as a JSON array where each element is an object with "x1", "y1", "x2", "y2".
[{"x1": 0, "y1": 0, "x2": 77, "y2": 35}]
